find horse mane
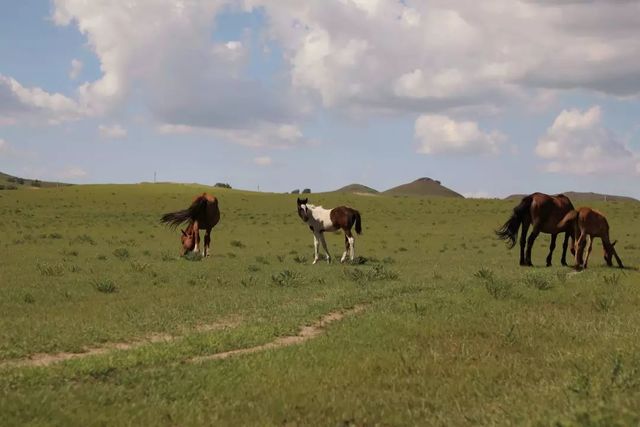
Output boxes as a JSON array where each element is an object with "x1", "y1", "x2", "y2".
[{"x1": 160, "y1": 194, "x2": 209, "y2": 229}]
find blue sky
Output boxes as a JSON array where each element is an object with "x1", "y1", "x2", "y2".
[{"x1": 1, "y1": 0, "x2": 639, "y2": 198}]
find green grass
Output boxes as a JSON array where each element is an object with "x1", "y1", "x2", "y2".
[{"x1": 0, "y1": 183, "x2": 639, "y2": 425}]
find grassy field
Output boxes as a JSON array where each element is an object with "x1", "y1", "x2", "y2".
[{"x1": 1, "y1": 184, "x2": 639, "y2": 426}]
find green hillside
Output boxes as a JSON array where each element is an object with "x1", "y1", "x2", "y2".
[
  {"x1": 0, "y1": 183, "x2": 639, "y2": 425},
  {"x1": 0, "y1": 171, "x2": 71, "y2": 190},
  {"x1": 384, "y1": 177, "x2": 463, "y2": 198},
  {"x1": 333, "y1": 183, "x2": 379, "y2": 194}
]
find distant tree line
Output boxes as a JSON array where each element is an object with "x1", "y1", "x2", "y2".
[
  {"x1": 214, "y1": 183, "x2": 232, "y2": 189},
  {"x1": 290, "y1": 188, "x2": 311, "y2": 194}
]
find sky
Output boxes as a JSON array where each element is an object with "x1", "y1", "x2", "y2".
[{"x1": 1, "y1": 0, "x2": 640, "y2": 198}]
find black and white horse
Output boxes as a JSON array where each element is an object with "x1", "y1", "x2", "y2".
[{"x1": 296, "y1": 198, "x2": 362, "y2": 264}]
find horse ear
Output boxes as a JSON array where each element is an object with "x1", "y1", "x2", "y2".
[{"x1": 297, "y1": 198, "x2": 302, "y2": 204}]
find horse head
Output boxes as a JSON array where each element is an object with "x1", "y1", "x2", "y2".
[
  {"x1": 180, "y1": 227, "x2": 196, "y2": 255},
  {"x1": 297, "y1": 198, "x2": 310, "y2": 222}
]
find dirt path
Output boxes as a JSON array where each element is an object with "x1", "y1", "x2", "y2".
[
  {"x1": 190, "y1": 305, "x2": 365, "y2": 363},
  {"x1": 1, "y1": 317, "x2": 240, "y2": 369}
]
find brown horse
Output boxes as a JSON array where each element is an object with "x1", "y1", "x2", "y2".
[
  {"x1": 558, "y1": 207, "x2": 623, "y2": 269},
  {"x1": 296, "y1": 198, "x2": 362, "y2": 264},
  {"x1": 161, "y1": 193, "x2": 220, "y2": 256},
  {"x1": 496, "y1": 192, "x2": 574, "y2": 266}
]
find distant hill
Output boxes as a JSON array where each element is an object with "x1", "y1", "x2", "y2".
[
  {"x1": 0, "y1": 171, "x2": 71, "y2": 190},
  {"x1": 334, "y1": 183, "x2": 379, "y2": 194},
  {"x1": 384, "y1": 177, "x2": 463, "y2": 198},
  {"x1": 505, "y1": 191, "x2": 638, "y2": 203}
]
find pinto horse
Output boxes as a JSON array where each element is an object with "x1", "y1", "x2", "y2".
[
  {"x1": 558, "y1": 207, "x2": 623, "y2": 269},
  {"x1": 296, "y1": 198, "x2": 362, "y2": 264},
  {"x1": 496, "y1": 192, "x2": 574, "y2": 266},
  {"x1": 161, "y1": 193, "x2": 220, "y2": 256}
]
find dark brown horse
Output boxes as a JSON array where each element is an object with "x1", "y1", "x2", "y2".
[
  {"x1": 161, "y1": 193, "x2": 220, "y2": 256},
  {"x1": 558, "y1": 207, "x2": 623, "y2": 269},
  {"x1": 296, "y1": 198, "x2": 362, "y2": 264},
  {"x1": 496, "y1": 192, "x2": 574, "y2": 266}
]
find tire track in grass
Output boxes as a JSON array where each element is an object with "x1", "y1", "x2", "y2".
[
  {"x1": 0, "y1": 317, "x2": 241, "y2": 369},
  {"x1": 189, "y1": 305, "x2": 366, "y2": 363}
]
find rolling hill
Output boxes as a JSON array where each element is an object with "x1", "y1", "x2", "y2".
[
  {"x1": 0, "y1": 171, "x2": 71, "y2": 190},
  {"x1": 333, "y1": 183, "x2": 379, "y2": 194},
  {"x1": 383, "y1": 177, "x2": 464, "y2": 198}
]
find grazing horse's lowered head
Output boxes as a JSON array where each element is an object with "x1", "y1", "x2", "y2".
[
  {"x1": 161, "y1": 193, "x2": 221, "y2": 257},
  {"x1": 296, "y1": 198, "x2": 362, "y2": 264},
  {"x1": 557, "y1": 207, "x2": 623, "y2": 269}
]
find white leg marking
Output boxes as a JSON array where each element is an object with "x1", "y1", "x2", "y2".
[
  {"x1": 348, "y1": 236, "x2": 355, "y2": 260},
  {"x1": 313, "y1": 233, "x2": 320, "y2": 264}
]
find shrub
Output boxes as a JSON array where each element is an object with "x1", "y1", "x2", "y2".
[
  {"x1": 113, "y1": 248, "x2": 130, "y2": 260},
  {"x1": 271, "y1": 270, "x2": 301, "y2": 287},
  {"x1": 37, "y1": 263, "x2": 65, "y2": 277},
  {"x1": 94, "y1": 279, "x2": 117, "y2": 293},
  {"x1": 291, "y1": 189, "x2": 300, "y2": 194},
  {"x1": 230, "y1": 240, "x2": 245, "y2": 248},
  {"x1": 183, "y1": 252, "x2": 203, "y2": 262},
  {"x1": 302, "y1": 188, "x2": 311, "y2": 194},
  {"x1": 214, "y1": 182, "x2": 232, "y2": 189}
]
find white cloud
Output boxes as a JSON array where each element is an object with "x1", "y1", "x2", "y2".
[
  {"x1": 536, "y1": 106, "x2": 640, "y2": 175},
  {"x1": 247, "y1": 0, "x2": 640, "y2": 115},
  {"x1": 99, "y1": 124, "x2": 127, "y2": 139},
  {"x1": 69, "y1": 59, "x2": 83, "y2": 80},
  {"x1": 414, "y1": 114, "x2": 505, "y2": 155},
  {"x1": 253, "y1": 156, "x2": 272, "y2": 166},
  {"x1": 0, "y1": 74, "x2": 82, "y2": 123},
  {"x1": 156, "y1": 121, "x2": 306, "y2": 148}
]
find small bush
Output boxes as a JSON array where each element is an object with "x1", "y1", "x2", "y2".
[
  {"x1": 131, "y1": 261, "x2": 150, "y2": 272},
  {"x1": 94, "y1": 279, "x2": 117, "y2": 294},
  {"x1": 247, "y1": 264, "x2": 260, "y2": 272},
  {"x1": 271, "y1": 270, "x2": 301, "y2": 287},
  {"x1": 302, "y1": 188, "x2": 311, "y2": 194},
  {"x1": 344, "y1": 265, "x2": 399, "y2": 284},
  {"x1": 48, "y1": 233, "x2": 63, "y2": 239},
  {"x1": 474, "y1": 268, "x2": 494, "y2": 281},
  {"x1": 525, "y1": 274, "x2": 553, "y2": 291},
  {"x1": 23, "y1": 293, "x2": 35, "y2": 304},
  {"x1": 293, "y1": 255, "x2": 307, "y2": 264},
  {"x1": 160, "y1": 251, "x2": 175, "y2": 262},
  {"x1": 72, "y1": 234, "x2": 96, "y2": 245},
  {"x1": 230, "y1": 240, "x2": 245, "y2": 248},
  {"x1": 485, "y1": 280, "x2": 514, "y2": 300},
  {"x1": 37, "y1": 263, "x2": 65, "y2": 277},
  {"x1": 214, "y1": 182, "x2": 232, "y2": 189},
  {"x1": 291, "y1": 189, "x2": 300, "y2": 194},
  {"x1": 603, "y1": 273, "x2": 621, "y2": 286},
  {"x1": 183, "y1": 252, "x2": 203, "y2": 262},
  {"x1": 113, "y1": 248, "x2": 130, "y2": 260}
]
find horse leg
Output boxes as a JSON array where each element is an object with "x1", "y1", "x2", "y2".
[
  {"x1": 525, "y1": 225, "x2": 540, "y2": 266},
  {"x1": 519, "y1": 221, "x2": 530, "y2": 266},
  {"x1": 575, "y1": 231, "x2": 587, "y2": 269},
  {"x1": 318, "y1": 232, "x2": 331, "y2": 263},
  {"x1": 312, "y1": 233, "x2": 320, "y2": 264},
  {"x1": 546, "y1": 233, "x2": 557, "y2": 267},
  {"x1": 583, "y1": 236, "x2": 593, "y2": 268},
  {"x1": 204, "y1": 228, "x2": 211, "y2": 257},
  {"x1": 192, "y1": 220, "x2": 199, "y2": 253},
  {"x1": 560, "y1": 232, "x2": 570, "y2": 266},
  {"x1": 341, "y1": 233, "x2": 349, "y2": 263}
]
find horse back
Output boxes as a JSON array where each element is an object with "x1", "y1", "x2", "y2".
[
  {"x1": 530, "y1": 192, "x2": 574, "y2": 233},
  {"x1": 329, "y1": 206, "x2": 359, "y2": 230}
]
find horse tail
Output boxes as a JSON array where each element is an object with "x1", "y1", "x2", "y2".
[
  {"x1": 354, "y1": 210, "x2": 362, "y2": 235},
  {"x1": 557, "y1": 209, "x2": 578, "y2": 231},
  {"x1": 495, "y1": 195, "x2": 532, "y2": 248},
  {"x1": 160, "y1": 195, "x2": 208, "y2": 229}
]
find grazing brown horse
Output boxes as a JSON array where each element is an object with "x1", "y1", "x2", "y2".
[
  {"x1": 496, "y1": 192, "x2": 574, "y2": 266},
  {"x1": 296, "y1": 198, "x2": 362, "y2": 264},
  {"x1": 161, "y1": 193, "x2": 220, "y2": 256},
  {"x1": 558, "y1": 207, "x2": 623, "y2": 269}
]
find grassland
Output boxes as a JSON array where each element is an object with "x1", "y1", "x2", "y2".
[{"x1": 0, "y1": 184, "x2": 639, "y2": 426}]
